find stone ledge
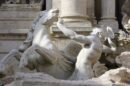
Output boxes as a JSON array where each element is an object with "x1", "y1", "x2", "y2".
[
  {"x1": 0, "y1": 35, "x2": 26, "y2": 40},
  {"x1": 0, "y1": 41, "x2": 23, "y2": 53},
  {"x1": 0, "y1": 18, "x2": 35, "y2": 21},
  {"x1": 0, "y1": 11, "x2": 39, "y2": 19},
  {"x1": 0, "y1": 29, "x2": 29, "y2": 34},
  {"x1": 0, "y1": 4, "x2": 41, "y2": 11},
  {"x1": 10, "y1": 79, "x2": 125, "y2": 86}
]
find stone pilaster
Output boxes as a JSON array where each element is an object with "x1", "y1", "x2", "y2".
[
  {"x1": 52, "y1": 0, "x2": 61, "y2": 10},
  {"x1": 99, "y1": 0, "x2": 119, "y2": 33},
  {"x1": 86, "y1": 0, "x2": 96, "y2": 23},
  {"x1": 46, "y1": 0, "x2": 52, "y2": 10},
  {"x1": 60, "y1": 0, "x2": 88, "y2": 22}
]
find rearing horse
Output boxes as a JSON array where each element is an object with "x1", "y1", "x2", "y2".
[{"x1": 19, "y1": 9, "x2": 74, "y2": 79}]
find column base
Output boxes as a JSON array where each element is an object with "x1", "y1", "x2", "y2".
[{"x1": 99, "y1": 19, "x2": 119, "y2": 33}]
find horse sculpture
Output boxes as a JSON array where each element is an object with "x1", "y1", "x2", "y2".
[{"x1": 19, "y1": 9, "x2": 74, "y2": 79}]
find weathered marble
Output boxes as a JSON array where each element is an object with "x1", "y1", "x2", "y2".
[
  {"x1": 1, "y1": 1, "x2": 130, "y2": 86},
  {"x1": 57, "y1": 20, "x2": 116, "y2": 80},
  {"x1": 0, "y1": 49, "x2": 20, "y2": 78},
  {"x1": 93, "y1": 61, "x2": 108, "y2": 77},
  {"x1": 116, "y1": 51, "x2": 130, "y2": 68},
  {"x1": 19, "y1": 9, "x2": 74, "y2": 80}
]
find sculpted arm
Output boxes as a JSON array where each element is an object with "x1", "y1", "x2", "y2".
[
  {"x1": 103, "y1": 38, "x2": 116, "y2": 53},
  {"x1": 57, "y1": 20, "x2": 91, "y2": 43}
]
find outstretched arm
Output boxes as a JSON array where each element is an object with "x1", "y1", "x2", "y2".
[
  {"x1": 103, "y1": 38, "x2": 116, "y2": 53},
  {"x1": 57, "y1": 20, "x2": 91, "y2": 43}
]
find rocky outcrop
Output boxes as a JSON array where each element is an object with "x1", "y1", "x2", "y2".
[
  {"x1": 116, "y1": 51, "x2": 130, "y2": 68},
  {"x1": 5, "y1": 67, "x2": 130, "y2": 86}
]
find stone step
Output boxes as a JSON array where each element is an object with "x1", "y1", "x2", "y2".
[{"x1": 0, "y1": 11, "x2": 39, "y2": 19}]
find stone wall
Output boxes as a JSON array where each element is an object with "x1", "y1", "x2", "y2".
[{"x1": 0, "y1": 4, "x2": 41, "y2": 59}]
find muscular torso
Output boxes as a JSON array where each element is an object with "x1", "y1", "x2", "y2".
[
  {"x1": 73, "y1": 35, "x2": 103, "y2": 80},
  {"x1": 76, "y1": 35, "x2": 103, "y2": 64}
]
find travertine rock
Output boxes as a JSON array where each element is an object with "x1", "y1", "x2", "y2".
[
  {"x1": 99, "y1": 67, "x2": 130, "y2": 84},
  {"x1": 5, "y1": 70, "x2": 130, "y2": 86},
  {"x1": 116, "y1": 51, "x2": 130, "y2": 68},
  {"x1": 93, "y1": 61, "x2": 108, "y2": 77}
]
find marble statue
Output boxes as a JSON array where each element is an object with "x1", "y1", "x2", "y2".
[
  {"x1": 0, "y1": 9, "x2": 78, "y2": 80},
  {"x1": 57, "y1": 20, "x2": 116, "y2": 80},
  {"x1": 0, "y1": 8, "x2": 117, "y2": 82},
  {"x1": 93, "y1": 61, "x2": 108, "y2": 77},
  {"x1": 0, "y1": 49, "x2": 21, "y2": 78},
  {"x1": 19, "y1": 9, "x2": 74, "y2": 79}
]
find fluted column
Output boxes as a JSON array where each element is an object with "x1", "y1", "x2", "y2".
[
  {"x1": 52, "y1": 0, "x2": 95, "y2": 23},
  {"x1": 99, "y1": 0, "x2": 119, "y2": 32},
  {"x1": 60, "y1": 0, "x2": 88, "y2": 22},
  {"x1": 46, "y1": 0, "x2": 52, "y2": 10},
  {"x1": 52, "y1": 0, "x2": 61, "y2": 10},
  {"x1": 86, "y1": 0, "x2": 95, "y2": 19}
]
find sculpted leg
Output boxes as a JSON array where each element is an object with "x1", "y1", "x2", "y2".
[
  {"x1": 0, "y1": 49, "x2": 21, "y2": 78},
  {"x1": 35, "y1": 45, "x2": 58, "y2": 65}
]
